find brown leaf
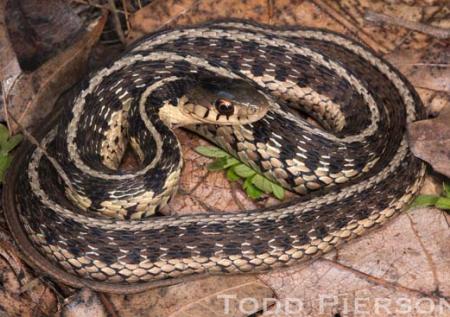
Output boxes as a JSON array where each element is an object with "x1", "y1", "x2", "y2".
[
  {"x1": 2, "y1": 0, "x2": 449, "y2": 315},
  {"x1": 127, "y1": 0, "x2": 349, "y2": 44},
  {"x1": 311, "y1": 1, "x2": 404, "y2": 53},
  {"x1": 420, "y1": 174, "x2": 445, "y2": 197},
  {"x1": 408, "y1": 105, "x2": 450, "y2": 178},
  {"x1": 415, "y1": 89, "x2": 448, "y2": 116},
  {"x1": 2, "y1": 12, "x2": 107, "y2": 134},
  {"x1": 0, "y1": 233, "x2": 57, "y2": 316},
  {"x1": 271, "y1": 0, "x2": 347, "y2": 32},
  {"x1": 318, "y1": 1, "x2": 448, "y2": 54},
  {"x1": 107, "y1": 276, "x2": 275, "y2": 317},
  {"x1": 165, "y1": 130, "x2": 295, "y2": 217},
  {"x1": 4, "y1": 0, "x2": 84, "y2": 72},
  {"x1": 386, "y1": 39, "x2": 449, "y2": 92},
  {"x1": 127, "y1": 0, "x2": 199, "y2": 42},
  {"x1": 258, "y1": 208, "x2": 450, "y2": 316},
  {"x1": 127, "y1": 0, "x2": 273, "y2": 42},
  {"x1": 61, "y1": 288, "x2": 108, "y2": 317},
  {"x1": 0, "y1": 0, "x2": 21, "y2": 82}
]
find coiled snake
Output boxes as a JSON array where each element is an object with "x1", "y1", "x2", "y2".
[{"x1": 3, "y1": 20, "x2": 426, "y2": 294}]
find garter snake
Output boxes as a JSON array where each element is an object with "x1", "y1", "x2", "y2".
[{"x1": 3, "y1": 20, "x2": 426, "y2": 294}]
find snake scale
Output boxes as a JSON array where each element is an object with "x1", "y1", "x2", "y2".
[{"x1": 3, "y1": 20, "x2": 426, "y2": 294}]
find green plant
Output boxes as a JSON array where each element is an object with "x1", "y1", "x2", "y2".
[
  {"x1": 0, "y1": 124, "x2": 22, "y2": 183},
  {"x1": 195, "y1": 146, "x2": 285, "y2": 200},
  {"x1": 410, "y1": 182, "x2": 450, "y2": 211}
]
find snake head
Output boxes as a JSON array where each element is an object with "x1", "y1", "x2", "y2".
[{"x1": 181, "y1": 78, "x2": 270, "y2": 125}]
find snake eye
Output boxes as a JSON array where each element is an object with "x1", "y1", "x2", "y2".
[{"x1": 214, "y1": 99, "x2": 234, "y2": 117}]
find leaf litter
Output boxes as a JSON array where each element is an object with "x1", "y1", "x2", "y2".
[{"x1": 0, "y1": 0, "x2": 449, "y2": 316}]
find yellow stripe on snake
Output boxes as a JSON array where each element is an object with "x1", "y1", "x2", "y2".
[{"x1": 3, "y1": 20, "x2": 426, "y2": 294}]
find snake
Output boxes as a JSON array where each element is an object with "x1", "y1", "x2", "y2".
[{"x1": 3, "y1": 20, "x2": 426, "y2": 294}]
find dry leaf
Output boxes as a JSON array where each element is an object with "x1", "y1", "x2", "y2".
[
  {"x1": 386, "y1": 39, "x2": 449, "y2": 92},
  {"x1": 127, "y1": 0, "x2": 274, "y2": 42},
  {"x1": 420, "y1": 174, "x2": 445, "y2": 197},
  {"x1": 127, "y1": 0, "x2": 345, "y2": 44},
  {"x1": 165, "y1": 130, "x2": 295, "y2": 216},
  {"x1": 258, "y1": 208, "x2": 450, "y2": 317},
  {"x1": 316, "y1": 1, "x2": 448, "y2": 54},
  {"x1": 2, "y1": 12, "x2": 106, "y2": 133},
  {"x1": 60, "y1": 288, "x2": 107, "y2": 317},
  {"x1": 408, "y1": 105, "x2": 450, "y2": 178},
  {"x1": 415, "y1": 89, "x2": 448, "y2": 116},
  {"x1": 4, "y1": 0, "x2": 84, "y2": 72},
  {"x1": 272, "y1": 0, "x2": 347, "y2": 32},
  {"x1": 0, "y1": 0, "x2": 21, "y2": 82},
  {"x1": 1, "y1": 0, "x2": 449, "y2": 315},
  {"x1": 0, "y1": 233, "x2": 57, "y2": 316},
  {"x1": 107, "y1": 276, "x2": 275, "y2": 317},
  {"x1": 127, "y1": 0, "x2": 200, "y2": 41}
]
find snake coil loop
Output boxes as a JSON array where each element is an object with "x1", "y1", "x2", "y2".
[{"x1": 3, "y1": 20, "x2": 425, "y2": 294}]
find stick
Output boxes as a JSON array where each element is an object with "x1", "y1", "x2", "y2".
[
  {"x1": 107, "y1": 0, "x2": 126, "y2": 44},
  {"x1": 4, "y1": 107, "x2": 76, "y2": 193},
  {"x1": 365, "y1": 10, "x2": 450, "y2": 39}
]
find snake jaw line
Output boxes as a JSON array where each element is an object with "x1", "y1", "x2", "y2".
[{"x1": 159, "y1": 97, "x2": 203, "y2": 127}]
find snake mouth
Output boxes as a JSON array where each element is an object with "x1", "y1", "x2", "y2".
[
  {"x1": 181, "y1": 100, "x2": 267, "y2": 125},
  {"x1": 181, "y1": 78, "x2": 270, "y2": 125}
]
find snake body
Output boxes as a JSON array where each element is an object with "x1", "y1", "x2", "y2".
[{"x1": 4, "y1": 20, "x2": 426, "y2": 294}]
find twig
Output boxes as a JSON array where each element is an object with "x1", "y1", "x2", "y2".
[
  {"x1": 107, "y1": 0, "x2": 126, "y2": 44},
  {"x1": 398, "y1": 63, "x2": 449, "y2": 67},
  {"x1": 153, "y1": 0, "x2": 201, "y2": 32},
  {"x1": 121, "y1": 0, "x2": 131, "y2": 32},
  {"x1": 98, "y1": 293, "x2": 120, "y2": 317},
  {"x1": 444, "y1": 211, "x2": 450, "y2": 228},
  {"x1": 266, "y1": 0, "x2": 274, "y2": 24},
  {"x1": 0, "y1": 240, "x2": 27, "y2": 283},
  {"x1": 311, "y1": 0, "x2": 390, "y2": 53},
  {"x1": 178, "y1": 170, "x2": 210, "y2": 196},
  {"x1": 71, "y1": 0, "x2": 127, "y2": 14},
  {"x1": 230, "y1": 182, "x2": 247, "y2": 210},
  {"x1": 177, "y1": 188, "x2": 222, "y2": 213},
  {"x1": 365, "y1": 10, "x2": 450, "y2": 39},
  {"x1": 4, "y1": 107, "x2": 76, "y2": 194}
]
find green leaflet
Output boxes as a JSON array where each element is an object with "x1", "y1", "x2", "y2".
[
  {"x1": 207, "y1": 157, "x2": 228, "y2": 171},
  {"x1": 443, "y1": 182, "x2": 450, "y2": 198},
  {"x1": 0, "y1": 155, "x2": 12, "y2": 182},
  {"x1": 207, "y1": 157, "x2": 240, "y2": 171},
  {"x1": 410, "y1": 195, "x2": 440, "y2": 208},
  {"x1": 0, "y1": 124, "x2": 22, "y2": 183},
  {"x1": 195, "y1": 146, "x2": 229, "y2": 158},
  {"x1": 224, "y1": 157, "x2": 240, "y2": 169},
  {"x1": 245, "y1": 183, "x2": 263, "y2": 199},
  {"x1": 410, "y1": 182, "x2": 450, "y2": 213},
  {"x1": 252, "y1": 174, "x2": 273, "y2": 194},
  {"x1": 233, "y1": 163, "x2": 256, "y2": 178},
  {"x1": 0, "y1": 125, "x2": 9, "y2": 145},
  {"x1": 243, "y1": 176, "x2": 253, "y2": 190},
  {"x1": 226, "y1": 168, "x2": 240, "y2": 182},
  {"x1": 0, "y1": 134, "x2": 22, "y2": 156},
  {"x1": 195, "y1": 146, "x2": 285, "y2": 201},
  {"x1": 435, "y1": 197, "x2": 450, "y2": 210},
  {"x1": 272, "y1": 182, "x2": 285, "y2": 200}
]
